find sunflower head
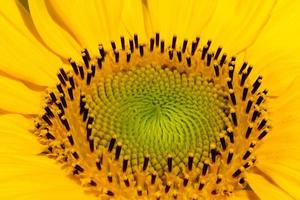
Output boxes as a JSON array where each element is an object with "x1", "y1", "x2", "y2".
[
  {"x1": 2, "y1": 0, "x2": 300, "y2": 199},
  {"x1": 33, "y1": 33, "x2": 270, "y2": 199}
]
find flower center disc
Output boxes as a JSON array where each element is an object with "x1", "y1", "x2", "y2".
[
  {"x1": 34, "y1": 34, "x2": 270, "y2": 199},
  {"x1": 88, "y1": 65, "x2": 229, "y2": 176}
]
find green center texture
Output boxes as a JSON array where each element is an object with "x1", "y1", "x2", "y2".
[{"x1": 88, "y1": 64, "x2": 229, "y2": 175}]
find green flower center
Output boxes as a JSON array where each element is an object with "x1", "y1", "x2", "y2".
[
  {"x1": 34, "y1": 34, "x2": 271, "y2": 199},
  {"x1": 88, "y1": 65, "x2": 229, "y2": 175}
]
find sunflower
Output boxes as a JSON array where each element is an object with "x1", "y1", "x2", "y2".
[{"x1": 0, "y1": 0, "x2": 300, "y2": 199}]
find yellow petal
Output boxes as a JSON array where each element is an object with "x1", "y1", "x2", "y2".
[
  {"x1": 0, "y1": 0, "x2": 63, "y2": 86},
  {"x1": 0, "y1": 157, "x2": 97, "y2": 200},
  {"x1": 247, "y1": 173, "x2": 294, "y2": 200},
  {"x1": 200, "y1": 0, "x2": 277, "y2": 54},
  {"x1": 142, "y1": 0, "x2": 181, "y2": 39},
  {"x1": 0, "y1": 75, "x2": 42, "y2": 114},
  {"x1": 256, "y1": 162, "x2": 300, "y2": 200},
  {"x1": 230, "y1": 190, "x2": 259, "y2": 200},
  {"x1": 180, "y1": 0, "x2": 217, "y2": 41},
  {"x1": 245, "y1": 1, "x2": 300, "y2": 95},
  {"x1": 121, "y1": 0, "x2": 148, "y2": 42},
  {"x1": 256, "y1": 122, "x2": 300, "y2": 166},
  {"x1": 1, "y1": 0, "x2": 41, "y2": 43},
  {"x1": 0, "y1": 114, "x2": 42, "y2": 155},
  {"x1": 268, "y1": 77, "x2": 300, "y2": 127},
  {"x1": 0, "y1": 114, "x2": 97, "y2": 200},
  {"x1": 96, "y1": 0, "x2": 125, "y2": 41},
  {"x1": 256, "y1": 77, "x2": 300, "y2": 163},
  {"x1": 28, "y1": 0, "x2": 82, "y2": 60},
  {"x1": 46, "y1": 0, "x2": 124, "y2": 55},
  {"x1": 142, "y1": 0, "x2": 217, "y2": 42},
  {"x1": 142, "y1": 0, "x2": 279, "y2": 54},
  {"x1": 250, "y1": 77, "x2": 300, "y2": 200}
]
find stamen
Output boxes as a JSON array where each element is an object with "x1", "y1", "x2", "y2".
[
  {"x1": 59, "y1": 68, "x2": 68, "y2": 80},
  {"x1": 49, "y1": 92, "x2": 57, "y2": 102},
  {"x1": 74, "y1": 164, "x2": 84, "y2": 173},
  {"x1": 246, "y1": 99, "x2": 253, "y2": 114},
  {"x1": 107, "y1": 172, "x2": 113, "y2": 183},
  {"x1": 151, "y1": 172, "x2": 157, "y2": 184},
  {"x1": 160, "y1": 40, "x2": 165, "y2": 53},
  {"x1": 227, "y1": 149, "x2": 234, "y2": 164},
  {"x1": 124, "y1": 176, "x2": 130, "y2": 187},
  {"x1": 219, "y1": 133, "x2": 227, "y2": 150},
  {"x1": 42, "y1": 114, "x2": 52, "y2": 126},
  {"x1": 114, "y1": 50, "x2": 120, "y2": 63},
  {"x1": 126, "y1": 52, "x2": 131, "y2": 62},
  {"x1": 239, "y1": 62, "x2": 248, "y2": 74},
  {"x1": 232, "y1": 167, "x2": 244, "y2": 178},
  {"x1": 201, "y1": 45, "x2": 208, "y2": 60},
  {"x1": 82, "y1": 52, "x2": 90, "y2": 68},
  {"x1": 210, "y1": 143, "x2": 217, "y2": 163},
  {"x1": 44, "y1": 107, "x2": 54, "y2": 118},
  {"x1": 167, "y1": 155, "x2": 173, "y2": 172},
  {"x1": 67, "y1": 133, "x2": 74, "y2": 145},
  {"x1": 108, "y1": 136, "x2": 116, "y2": 152},
  {"x1": 78, "y1": 65, "x2": 84, "y2": 79},
  {"x1": 186, "y1": 56, "x2": 191, "y2": 67},
  {"x1": 177, "y1": 51, "x2": 182, "y2": 62},
  {"x1": 252, "y1": 76, "x2": 262, "y2": 94},
  {"x1": 123, "y1": 156, "x2": 128, "y2": 172},
  {"x1": 182, "y1": 39, "x2": 188, "y2": 53},
  {"x1": 129, "y1": 39, "x2": 134, "y2": 53},
  {"x1": 188, "y1": 153, "x2": 194, "y2": 170},
  {"x1": 70, "y1": 59, "x2": 79, "y2": 75},
  {"x1": 98, "y1": 44, "x2": 105, "y2": 60},
  {"x1": 57, "y1": 84, "x2": 64, "y2": 95},
  {"x1": 134, "y1": 34, "x2": 139, "y2": 48},
  {"x1": 143, "y1": 155, "x2": 149, "y2": 171},
  {"x1": 202, "y1": 160, "x2": 210, "y2": 176},
  {"x1": 57, "y1": 73, "x2": 66, "y2": 86},
  {"x1": 220, "y1": 54, "x2": 227, "y2": 66},
  {"x1": 214, "y1": 47, "x2": 222, "y2": 60},
  {"x1": 150, "y1": 38, "x2": 155, "y2": 51},
  {"x1": 172, "y1": 35, "x2": 177, "y2": 49},
  {"x1": 115, "y1": 143, "x2": 122, "y2": 160},
  {"x1": 168, "y1": 48, "x2": 173, "y2": 60},
  {"x1": 242, "y1": 148, "x2": 253, "y2": 160},
  {"x1": 258, "y1": 128, "x2": 269, "y2": 140},
  {"x1": 139, "y1": 45, "x2": 144, "y2": 57},
  {"x1": 191, "y1": 41, "x2": 198, "y2": 55},
  {"x1": 258, "y1": 119, "x2": 267, "y2": 130},
  {"x1": 120, "y1": 36, "x2": 125, "y2": 50},
  {"x1": 242, "y1": 87, "x2": 248, "y2": 101},
  {"x1": 245, "y1": 124, "x2": 253, "y2": 139},
  {"x1": 89, "y1": 138, "x2": 94, "y2": 152},
  {"x1": 206, "y1": 53, "x2": 213, "y2": 66},
  {"x1": 46, "y1": 131, "x2": 55, "y2": 140},
  {"x1": 155, "y1": 33, "x2": 160, "y2": 47},
  {"x1": 72, "y1": 151, "x2": 79, "y2": 159},
  {"x1": 229, "y1": 89, "x2": 237, "y2": 105},
  {"x1": 198, "y1": 179, "x2": 206, "y2": 191},
  {"x1": 214, "y1": 64, "x2": 220, "y2": 77},
  {"x1": 111, "y1": 41, "x2": 116, "y2": 51}
]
